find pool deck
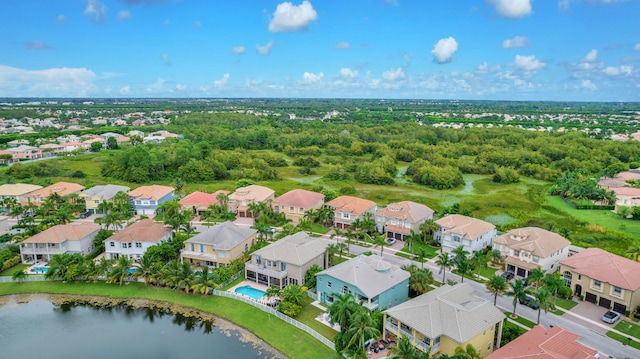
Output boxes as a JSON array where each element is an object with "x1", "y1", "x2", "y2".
[{"x1": 227, "y1": 281, "x2": 279, "y2": 306}]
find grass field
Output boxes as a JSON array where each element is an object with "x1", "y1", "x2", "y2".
[
  {"x1": 0, "y1": 281, "x2": 338, "y2": 359},
  {"x1": 614, "y1": 320, "x2": 640, "y2": 340},
  {"x1": 504, "y1": 311, "x2": 536, "y2": 328},
  {"x1": 606, "y1": 331, "x2": 640, "y2": 350},
  {"x1": 0, "y1": 264, "x2": 29, "y2": 277}
]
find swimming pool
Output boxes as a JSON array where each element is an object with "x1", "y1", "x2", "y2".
[
  {"x1": 234, "y1": 285, "x2": 266, "y2": 300},
  {"x1": 31, "y1": 267, "x2": 49, "y2": 274}
]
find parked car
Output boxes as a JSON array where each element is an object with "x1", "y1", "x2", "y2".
[
  {"x1": 501, "y1": 271, "x2": 515, "y2": 281},
  {"x1": 602, "y1": 311, "x2": 621, "y2": 324},
  {"x1": 385, "y1": 237, "x2": 396, "y2": 245},
  {"x1": 519, "y1": 294, "x2": 540, "y2": 310},
  {"x1": 79, "y1": 212, "x2": 91, "y2": 219}
]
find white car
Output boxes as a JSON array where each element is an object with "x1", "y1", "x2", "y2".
[
  {"x1": 602, "y1": 311, "x2": 621, "y2": 324},
  {"x1": 385, "y1": 237, "x2": 396, "y2": 245}
]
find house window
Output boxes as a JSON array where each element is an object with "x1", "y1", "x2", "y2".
[
  {"x1": 244, "y1": 244, "x2": 249, "y2": 252},
  {"x1": 141, "y1": 200, "x2": 150, "y2": 205},
  {"x1": 189, "y1": 243, "x2": 194, "y2": 251},
  {"x1": 593, "y1": 280, "x2": 602, "y2": 288},
  {"x1": 613, "y1": 286, "x2": 622, "y2": 295},
  {"x1": 453, "y1": 235, "x2": 461, "y2": 242},
  {"x1": 121, "y1": 243, "x2": 127, "y2": 248},
  {"x1": 199, "y1": 244, "x2": 205, "y2": 253},
  {"x1": 327, "y1": 281, "x2": 332, "y2": 288},
  {"x1": 110, "y1": 242, "x2": 115, "y2": 247},
  {"x1": 342, "y1": 213, "x2": 350, "y2": 219},
  {"x1": 299, "y1": 207, "x2": 304, "y2": 213},
  {"x1": 514, "y1": 250, "x2": 520, "y2": 256},
  {"x1": 290, "y1": 206, "x2": 294, "y2": 212},
  {"x1": 135, "y1": 242, "x2": 142, "y2": 248},
  {"x1": 342, "y1": 286, "x2": 350, "y2": 294},
  {"x1": 533, "y1": 256, "x2": 539, "y2": 263},
  {"x1": 274, "y1": 206, "x2": 279, "y2": 212},
  {"x1": 487, "y1": 342, "x2": 491, "y2": 350},
  {"x1": 523, "y1": 252, "x2": 529, "y2": 258},
  {"x1": 94, "y1": 200, "x2": 99, "y2": 204},
  {"x1": 128, "y1": 243, "x2": 132, "y2": 248},
  {"x1": 281, "y1": 262, "x2": 287, "y2": 271},
  {"x1": 256, "y1": 255, "x2": 261, "y2": 265}
]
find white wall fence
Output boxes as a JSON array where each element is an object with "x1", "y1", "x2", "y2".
[{"x1": 0, "y1": 274, "x2": 335, "y2": 351}]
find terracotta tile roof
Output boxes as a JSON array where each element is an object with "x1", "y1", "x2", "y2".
[
  {"x1": 598, "y1": 178, "x2": 627, "y2": 189},
  {"x1": 435, "y1": 214, "x2": 495, "y2": 241},
  {"x1": 128, "y1": 185, "x2": 174, "y2": 201},
  {"x1": 179, "y1": 190, "x2": 229, "y2": 208},
  {"x1": 615, "y1": 171, "x2": 640, "y2": 181},
  {"x1": 493, "y1": 227, "x2": 570, "y2": 258},
  {"x1": 376, "y1": 201, "x2": 434, "y2": 223},
  {"x1": 26, "y1": 182, "x2": 85, "y2": 204},
  {"x1": 108, "y1": 219, "x2": 172, "y2": 243},
  {"x1": 561, "y1": 247, "x2": 640, "y2": 290},
  {"x1": 23, "y1": 222, "x2": 101, "y2": 243},
  {"x1": 274, "y1": 189, "x2": 324, "y2": 208},
  {"x1": 0, "y1": 183, "x2": 43, "y2": 196},
  {"x1": 611, "y1": 187, "x2": 640, "y2": 196},
  {"x1": 326, "y1": 195, "x2": 377, "y2": 215},
  {"x1": 229, "y1": 185, "x2": 275, "y2": 202},
  {"x1": 486, "y1": 325, "x2": 598, "y2": 359}
]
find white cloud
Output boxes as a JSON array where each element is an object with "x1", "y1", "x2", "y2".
[
  {"x1": 214, "y1": 73, "x2": 230, "y2": 88},
  {"x1": 119, "y1": 85, "x2": 130, "y2": 94},
  {"x1": 514, "y1": 55, "x2": 546, "y2": 72},
  {"x1": 56, "y1": 14, "x2": 66, "y2": 23},
  {"x1": 231, "y1": 46, "x2": 246, "y2": 55},
  {"x1": 161, "y1": 54, "x2": 172, "y2": 65},
  {"x1": 256, "y1": 40, "x2": 274, "y2": 55},
  {"x1": 635, "y1": 44, "x2": 640, "y2": 51},
  {"x1": 117, "y1": 10, "x2": 131, "y2": 20},
  {"x1": 269, "y1": 1, "x2": 318, "y2": 32},
  {"x1": 300, "y1": 71, "x2": 324, "y2": 84},
  {"x1": 432, "y1": 37, "x2": 458, "y2": 64},
  {"x1": 335, "y1": 41, "x2": 350, "y2": 49},
  {"x1": 476, "y1": 62, "x2": 490, "y2": 74},
  {"x1": 25, "y1": 41, "x2": 53, "y2": 50},
  {"x1": 604, "y1": 66, "x2": 632, "y2": 76},
  {"x1": 488, "y1": 0, "x2": 532, "y2": 18},
  {"x1": 176, "y1": 84, "x2": 187, "y2": 91},
  {"x1": 84, "y1": 0, "x2": 108, "y2": 24},
  {"x1": 580, "y1": 79, "x2": 597, "y2": 90},
  {"x1": 146, "y1": 79, "x2": 167, "y2": 93},
  {"x1": 382, "y1": 68, "x2": 406, "y2": 81},
  {"x1": 584, "y1": 49, "x2": 598, "y2": 62},
  {"x1": 340, "y1": 68, "x2": 358, "y2": 79},
  {"x1": 502, "y1": 36, "x2": 530, "y2": 48},
  {"x1": 0, "y1": 65, "x2": 97, "y2": 97}
]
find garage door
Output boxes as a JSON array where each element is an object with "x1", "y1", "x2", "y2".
[
  {"x1": 613, "y1": 302, "x2": 627, "y2": 314},
  {"x1": 585, "y1": 292, "x2": 597, "y2": 304},
  {"x1": 599, "y1": 297, "x2": 612, "y2": 309}
]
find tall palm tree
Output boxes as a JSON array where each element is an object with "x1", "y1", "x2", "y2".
[
  {"x1": 416, "y1": 247, "x2": 430, "y2": 269},
  {"x1": 534, "y1": 287, "x2": 555, "y2": 324},
  {"x1": 155, "y1": 200, "x2": 181, "y2": 220},
  {"x1": 419, "y1": 219, "x2": 439, "y2": 245},
  {"x1": 330, "y1": 227, "x2": 345, "y2": 244},
  {"x1": 191, "y1": 266, "x2": 219, "y2": 295},
  {"x1": 336, "y1": 242, "x2": 348, "y2": 259},
  {"x1": 328, "y1": 292, "x2": 357, "y2": 330},
  {"x1": 216, "y1": 192, "x2": 229, "y2": 212},
  {"x1": 507, "y1": 279, "x2": 530, "y2": 318},
  {"x1": 527, "y1": 267, "x2": 546, "y2": 289},
  {"x1": 326, "y1": 243, "x2": 338, "y2": 267},
  {"x1": 372, "y1": 234, "x2": 388, "y2": 257},
  {"x1": 405, "y1": 230, "x2": 422, "y2": 255},
  {"x1": 453, "y1": 344, "x2": 481, "y2": 359},
  {"x1": 108, "y1": 255, "x2": 133, "y2": 285},
  {"x1": 456, "y1": 257, "x2": 472, "y2": 283},
  {"x1": 470, "y1": 250, "x2": 487, "y2": 279},
  {"x1": 543, "y1": 272, "x2": 568, "y2": 306},
  {"x1": 350, "y1": 218, "x2": 364, "y2": 245},
  {"x1": 452, "y1": 245, "x2": 470, "y2": 262},
  {"x1": 344, "y1": 305, "x2": 381, "y2": 358},
  {"x1": 303, "y1": 209, "x2": 317, "y2": 235},
  {"x1": 485, "y1": 274, "x2": 509, "y2": 306},
  {"x1": 435, "y1": 253, "x2": 454, "y2": 284},
  {"x1": 265, "y1": 285, "x2": 282, "y2": 301},
  {"x1": 389, "y1": 334, "x2": 426, "y2": 359},
  {"x1": 409, "y1": 267, "x2": 435, "y2": 295},
  {"x1": 12, "y1": 269, "x2": 28, "y2": 283},
  {"x1": 281, "y1": 284, "x2": 306, "y2": 306}
]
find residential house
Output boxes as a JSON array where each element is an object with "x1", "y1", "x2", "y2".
[
  {"x1": 20, "y1": 222, "x2": 101, "y2": 263},
  {"x1": 0, "y1": 215, "x2": 9, "y2": 236},
  {"x1": 6, "y1": 145, "x2": 42, "y2": 161},
  {"x1": 272, "y1": 189, "x2": 325, "y2": 224},
  {"x1": 560, "y1": 248, "x2": 640, "y2": 315},
  {"x1": 23, "y1": 182, "x2": 86, "y2": 206},
  {"x1": 493, "y1": 227, "x2": 570, "y2": 278},
  {"x1": 179, "y1": 190, "x2": 230, "y2": 216},
  {"x1": 228, "y1": 185, "x2": 275, "y2": 217},
  {"x1": 128, "y1": 185, "x2": 175, "y2": 215},
  {"x1": 0, "y1": 149, "x2": 12, "y2": 165},
  {"x1": 38, "y1": 143, "x2": 65, "y2": 157},
  {"x1": 326, "y1": 195, "x2": 377, "y2": 229},
  {"x1": 375, "y1": 201, "x2": 434, "y2": 241},
  {"x1": 316, "y1": 254, "x2": 409, "y2": 310},
  {"x1": 7, "y1": 139, "x2": 29, "y2": 147},
  {"x1": 105, "y1": 219, "x2": 172, "y2": 261},
  {"x1": 383, "y1": 283, "x2": 505, "y2": 357},
  {"x1": 60, "y1": 141, "x2": 88, "y2": 153},
  {"x1": 245, "y1": 231, "x2": 328, "y2": 289},
  {"x1": 0, "y1": 183, "x2": 43, "y2": 204},
  {"x1": 611, "y1": 187, "x2": 640, "y2": 211},
  {"x1": 486, "y1": 325, "x2": 599, "y2": 359},
  {"x1": 79, "y1": 184, "x2": 131, "y2": 214},
  {"x1": 181, "y1": 221, "x2": 257, "y2": 268},
  {"x1": 435, "y1": 214, "x2": 496, "y2": 255}
]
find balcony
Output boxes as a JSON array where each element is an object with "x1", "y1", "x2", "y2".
[
  {"x1": 245, "y1": 263, "x2": 287, "y2": 278},
  {"x1": 385, "y1": 319, "x2": 399, "y2": 333}
]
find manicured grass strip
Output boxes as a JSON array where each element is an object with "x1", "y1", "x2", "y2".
[
  {"x1": 614, "y1": 320, "x2": 640, "y2": 340},
  {"x1": 478, "y1": 266, "x2": 497, "y2": 279},
  {"x1": 0, "y1": 264, "x2": 29, "y2": 277},
  {"x1": 297, "y1": 297, "x2": 338, "y2": 340},
  {"x1": 553, "y1": 297, "x2": 578, "y2": 311},
  {"x1": 606, "y1": 331, "x2": 640, "y2": 350},
  {"x1": 504, "y1": 312, "x2": 536, "y2": 328},
  {"x1": 0, "y1": 281, "x2": 338, "y2": 359}
]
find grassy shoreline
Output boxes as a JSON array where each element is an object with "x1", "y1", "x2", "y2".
[{"x1": 0, "y1": 281, "x2": 338, "y2": 359}]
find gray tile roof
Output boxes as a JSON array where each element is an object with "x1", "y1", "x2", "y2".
[
  {"x1": 317, "y1": 254, "x2": 410, "y2": 298},
  {"x1": 82, "y1": 184, "x2": 131, "y2": 201},
  {"x1": 252, "y1": 231, "x2": 327, "y2": 266},
  {"x1": 185, "y1": 221, "x2": 257, "y2": 250},
  {"x1": 384, "y1": 283, "x2": 504, "y2": 344}
]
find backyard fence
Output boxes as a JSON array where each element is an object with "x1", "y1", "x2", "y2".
[{"x1": 0, "y1": 275, "x2": 46, "y2": 283}]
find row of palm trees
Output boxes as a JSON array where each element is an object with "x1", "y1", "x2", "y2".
[{"x1": 434, "y1": 246, "x2": 503, "y2": 284}]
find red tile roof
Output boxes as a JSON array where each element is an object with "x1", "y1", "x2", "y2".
[
  {"x1": 274, "y1": 189, "x2": 324, "y2": 208},
  {"x1": 486, "y1": 325, "x2": 598, "y2": 359},
  {"x1": 326, "y1": 196, "x2": 377, "y2": 215},
  {"x1": 108, "y1": 219, "x2": 171, "y2": 243},
  {"x1": 561, "y1": 247, "x2": 640, "y2": 290},
  {"x1": 179, "y1": 190, "x2": 229, "y2": 208},
  {"x1": 128, "y1": 185, "x2": 174, "y2": 201}
]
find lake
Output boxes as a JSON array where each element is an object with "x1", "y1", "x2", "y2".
[{"x1": 0, "y1": 295, "x2": 283, "y2": 359}]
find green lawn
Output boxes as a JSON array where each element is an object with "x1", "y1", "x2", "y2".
[
  {"x1": 553, "y1": 297, "x2": 578, "y2": 312},
  {"x1": 0, "y1": 264, "x2": 29, "y2": 277},
  {"x1": 504, "y1": 312, "x2": 536, "y2": 328},
  {"x1": 606, "y1": 331, "x2": 640, "y2": 350},
  {"x1": 400, "y1": 243, "x2": 439, "y2": 259},
  {"x1": 296, "y1": 297, "x2": 338, "y2": 340},
  {"x1": 614, "y1": 320, "x2": 640, "y2": 340},
  {"x1": 0, "y1": 281, "x2": 338, "y2": 359}
]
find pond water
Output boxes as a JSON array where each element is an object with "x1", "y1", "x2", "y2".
[{"x1": 0, "y1": 297, "x2": 280, "y2": 359}]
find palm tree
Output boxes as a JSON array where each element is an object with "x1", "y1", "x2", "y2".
[
  {"x1": 489, "y1": 249, "x2": 503, "y2": 266},
  {"x1": 416, "y1": 247, "x2": 430, "y2": 269},
  {"x1": 12, "y1": 269, "x2": 28, "y2": 283},
  {"x1": 336, "y1": 242, "x2": 348, "y2": 259},
  {"x1": 527, "y1": 267, "x2": 546, "y2": 289},
  {"x1": 303, "y1": 209, "x2": 317, "y2": 235},
  {"x1": 177, "y1": 261, "x2": 196, "y2": 293},
  {"x1": 485, "y1": 274, "x2": 509, "y2": 306},
  {"x1": 191, "y1": 266, "x2": 219, "y2": 295},
  {"x1": 216, "y1": 192, "x2": 229, "y2": 212},
  {"x1": 469, "y1": 250, "x2": 487, "y2": 279},
  {"x1": 344, "y1": 305, "x2": 381, "y2": 358},
  {"x1": 136, "y1": 255, "x2": 160, "y2": 285},
  {"x1": 452, "y1": 245, "x2": 469, "y2": 262},
  {"x1": 405, "y1": 230, "x2": 422, "y2": 256},
  {"x1": 435, "y1": 253, "x2": 454, "y2": 284},
  {"x1": 96, "y1": 257, "x2": 114, "y2": 281},
  {"x1": 453, "y1": 344, "x2": 481, "y2": 359},
  {"x1": 507, "y1": 279, "x2": 530, "y2": 318},
  {"x1": 625, "y1": 245, "x2": 640, "y2": 262},
  {"x1": 265, "y1": 285, "x2": 282, "y2": 301},
  {"x1": 419, "y1": 219, "x2": 439, "y2": 245},
  {"x1": 253, "y1": 222, "x2": 270, "y2": 242},
  {"x1": 410, "y1": 268, "x2": 435, "y2": 295},
  {"x1": 350, "y1": 217, "x2": 364, "y2": 245},
  {"x1": 330, "y1": 227, "x2": 345, "y2": 244},
  {"x1": 108, "y1": 255, "x2": 133, "y2": 285},
  {"x1": 282, "y1": 284, "x2": 306, "y2": 306},
  {"x1": 456, "y1": 257, "x2": 472, "y2": 283},
  {"x1": 247, "y1": 201, "x2": 263, "y2": 219},
  {"x1": 372, "y1": 234, "x2": 388, "y2": 257},
  {"x1": 534, "y1": 287, "x2": 555, "y2": 324},
  {"x1": 543, "y1": 272, "x2": 568, "y2": 306},
  {"x1": 326, "y1": 244, "x2": 338, "y2": 267},
  {"x1": 155, "y1": 200, "x2": 181, "y2": 220},
  {"x1": 328, "y1": 292, "x2": 357, "y2": 330},
  {"x1": 389, "y1": 334, "x2": 424, "y2": 359}
]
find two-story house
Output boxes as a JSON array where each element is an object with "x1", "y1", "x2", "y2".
[
  {"x1": 245, "y1": 231, "x2": 328, "y2": 289},
  {"x1": 0, "y1": 183, "x2": 43, "y2": 205},
  {"x1": 560, "y1": 248, "x2": 640, "y2": 315},
  {"x1": 272, "y1": 189, "x2": 325, "y2": 224},
  {"x1": 23, "y1": 182, "x2": 86, "y2": 206},
  {"x1": 610, "y1": 187, "x2": 640, "y2": 212},
  {"x1": 435, "y1": 214, "x2": 496, "y2": 255},
  {"x1": 228, "y1": 185, "x2": 275, "y2": 218},
  {"x1": 105, "y1": 219, "x2": 172, "y2": 262},
  {"x1": 493, "y1": 227, "x2": 570, "y2": 278},
  {"x1": 20, "y1": 222, "x2": 101, "y2": 263},
  {"x1": 79, "y1": 184, "x2": 131, "y2": 214},
  {"x1": 6, "y1": 145, "x2": 42, "y2": 161},
  {"x1": 181, "y1": 221, "x2": 257, "y2": 268},
  {"x1": 128, "y1": 185, "x2": 175, "y2": 215},
  {"x1": 383, "y1": 283, "x2": 505, "y2": 357},
  {"x1": 316, "y1": 254, "x2": 409, "y2": 311},
  {"x1": 326, "y1": 195, "x2": 377, "y2": 229},
  {"x1": 375, "y1": 201, "x2": 434, "y2": 241},
  {"x1": 179, "y1": 190, "x2": 230, "y2": 216}
]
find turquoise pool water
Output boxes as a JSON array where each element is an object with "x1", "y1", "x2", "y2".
[
  {"x1": 31, "y1": 267, "x2": 49, "y2": 274},
  {"x1": 234, "y1": 285, "x2": 265, "y2": 300}
]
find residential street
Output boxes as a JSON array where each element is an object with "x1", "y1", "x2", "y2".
[{"x1": 318, "y1": 233, "x2": 640, "y2": 359}]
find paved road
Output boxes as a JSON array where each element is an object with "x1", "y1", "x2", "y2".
[{"x1": 318, "y1": 233, "x2": 640, "y2": 359}]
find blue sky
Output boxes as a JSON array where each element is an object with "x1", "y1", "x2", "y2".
[{"x1": 1, "y1": 0, "x2": 639, "y2": 101}]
